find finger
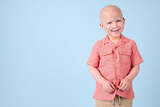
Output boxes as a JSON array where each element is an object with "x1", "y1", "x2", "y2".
[
  {"x1": 108, "y1": 86, "x2": 114, "y2": 92},
  {"x1": 108, "y1": 88, "x2": 114, "y2": 93},
  {"x1": 119, "y1": 80, "x2": 124, "y2": 88},
  {"x1": 125, "y1": 85, "x2": 131, "y2": 91},
  {"x1": 120, "y1": 83, "x2": 126, "y2": 90},
  {"x1": 125, "y1": 86, "x2": 130, "y2": 91},
  {"x1": 104, "y1": 87, "x2": 112, "y2": 93},
  {"x1": 105, "y1": 88, "x2": 110, "y2": 93},
  {"x1": 118, "y1": 82, "x2": 123, "y2": 89},
  {"x1": 104, "y1": 88, "x2": 109, "y2": 93},
  {"x1": 110, "y1": 83, "x2": 115, "y2": 89},
  {"x1": 108, "y1": 85, "x2": 115, "y2": 92},
  {"x1": 121, "y1": 84, "x2": 128, "y2": 91}
]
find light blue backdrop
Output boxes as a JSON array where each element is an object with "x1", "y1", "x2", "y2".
[{"x1": 0, "y1": 0, "x2": 159, "y2": 107}]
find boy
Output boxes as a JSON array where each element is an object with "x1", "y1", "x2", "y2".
[{"x1": 87, "y1": 5, "x2": 143, "y2": 107}]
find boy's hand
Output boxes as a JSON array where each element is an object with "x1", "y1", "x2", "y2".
[
  {"x1": 102, "y1": 80, "x2": 115, "y2": 93},
  {"x1": 118, "y1": 78, "x2": 131, "y2": 91}
]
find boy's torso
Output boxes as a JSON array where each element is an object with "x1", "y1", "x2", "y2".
[{"x1": 87, "y1": 34, "x2": 143, "y2": 100}]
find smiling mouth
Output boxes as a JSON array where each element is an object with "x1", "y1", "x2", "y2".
[{"x1": 111, "y1": 29, "x2": 120, "y2": 32}]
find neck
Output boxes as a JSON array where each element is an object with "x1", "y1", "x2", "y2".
[{"x1": 108, "y1": 35, "x2": 121, "y2": 44}]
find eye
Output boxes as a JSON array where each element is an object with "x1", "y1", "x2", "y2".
[
  {"x1": 107, "y1": 22, "x2": 111, "y2": 24},
  {"x1": 117, "y1": 20, "x2": 121, "y2": 22}
]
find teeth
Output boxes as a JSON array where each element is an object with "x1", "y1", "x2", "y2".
[{"x1": 112, "y1": 29, "x2": 119, "y2": 32}]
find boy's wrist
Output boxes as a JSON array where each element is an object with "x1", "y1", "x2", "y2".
[
  {"x1": 100, "y1": 78, "x2": 108, "y2": 85},
  {"x1": 124, "y1": 77, "x2": 132, "y2": 83}
]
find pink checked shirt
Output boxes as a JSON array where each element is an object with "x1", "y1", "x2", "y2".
[{"x1": 87, "y1": 35, "x2": 143, "y2": 100}]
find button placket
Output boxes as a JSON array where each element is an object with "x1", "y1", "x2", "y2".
[
  {"x1": 115, "y1": 62, "x2": 120, "y2": 89},
  {"x1": 114, "y1": 46, "x2": 118, "y2": 61}
]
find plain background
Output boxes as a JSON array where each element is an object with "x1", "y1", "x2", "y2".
[{"x1": 0, "y1": 0, "x2": 160, "y2": 107}]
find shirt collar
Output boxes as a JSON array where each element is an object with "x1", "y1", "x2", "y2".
[{"x1": 103, "y1": 34, "x2": 128, "y2": 44}]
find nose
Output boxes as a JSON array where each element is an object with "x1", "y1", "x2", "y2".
[{"x1": 112, "y1": 22, "x2": 118, "y2": 28}]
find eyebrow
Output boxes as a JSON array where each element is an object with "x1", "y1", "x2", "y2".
[
  {"x1": 105, "y1": 21, "x2": 112, "y2": 24},
  {"x1": 107, "y1": 21, "x2": 111, "y2": 23}
]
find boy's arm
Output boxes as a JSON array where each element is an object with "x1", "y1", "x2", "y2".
[
  {"x1": 125, "y1": 64, "x2": 140, "y2": 81},
  {"x1": 89, "y1": 65, "x2": 115, "y2": 93},
  {"x1": 118, "y1": 64, "x2": 140, "y2": 91}
]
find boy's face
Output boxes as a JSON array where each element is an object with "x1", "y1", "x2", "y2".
[{"x1": 100, "y1": 7, "x2": 125, "y2": 39}]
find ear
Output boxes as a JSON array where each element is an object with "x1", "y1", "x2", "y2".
[
  {"x1": 123, "y1": 18, "x2": 125, "y2": 24},
  {"x1": 100, "y1": 23, "x2": 105, "y2": 30}
]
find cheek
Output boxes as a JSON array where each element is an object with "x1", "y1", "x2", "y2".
[
  {"x1": 119, "y1": 23, "x2": 125, "y2": 29},
  {"x1": 105, "y1": 30, "x2": 109, "y2": 34}
]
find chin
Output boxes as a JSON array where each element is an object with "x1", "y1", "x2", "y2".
[{"x1": 109, "y1": 34, "x2": 121, "y2": 38}]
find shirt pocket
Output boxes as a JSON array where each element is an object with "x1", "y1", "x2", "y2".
[
  {"x1": 100, "y1": 48, "x2": 113, "y2": 62},
  {"x1": 119, "y1": 49, "x2": 131, "y2": 64}
]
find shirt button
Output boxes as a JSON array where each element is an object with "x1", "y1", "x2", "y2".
[
  {"x1": 115, "y1": 47, "x2": 117, "y2": 49},
  {"x1": 125, "y1": 51, "x2": 127, "y2": 53},
  {"x1": 116, "y1": 67, "x2": 118, "y2": 69},
  {"x1": 116, "y1": 77, "x2": 118, "y2": 80},
  {"x1": 115, "y1": 57, "x2": 117, "y2": 59},
  {"x1": 105, "y1": 51, "x2": 107, "y2": 53}
]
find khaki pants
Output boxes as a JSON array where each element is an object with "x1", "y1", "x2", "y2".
[{"x1": 96, "y1": 95, "x2": 133, "y2": 107}]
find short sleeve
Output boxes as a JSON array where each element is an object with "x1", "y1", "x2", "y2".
[
  {"x1": 86, "y1": 42, "x2": 100, "y2": 67},
  {"x1": 131, "y1": 41, "x2": 144, "y2": 66}
]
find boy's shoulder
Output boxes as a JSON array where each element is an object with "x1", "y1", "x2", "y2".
[
  {"x1": 93, "y1": 35, "x2": 137, "y2": 46},
  {"x1": 123, "y1": 36, "x2": 136, "y2": 44},
  {"x1": 92, "y1": 39, "x2": 104, "y2": 48},
  {"x1": 123, "y1": 36, "x2": 138, "y2": 47}
]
